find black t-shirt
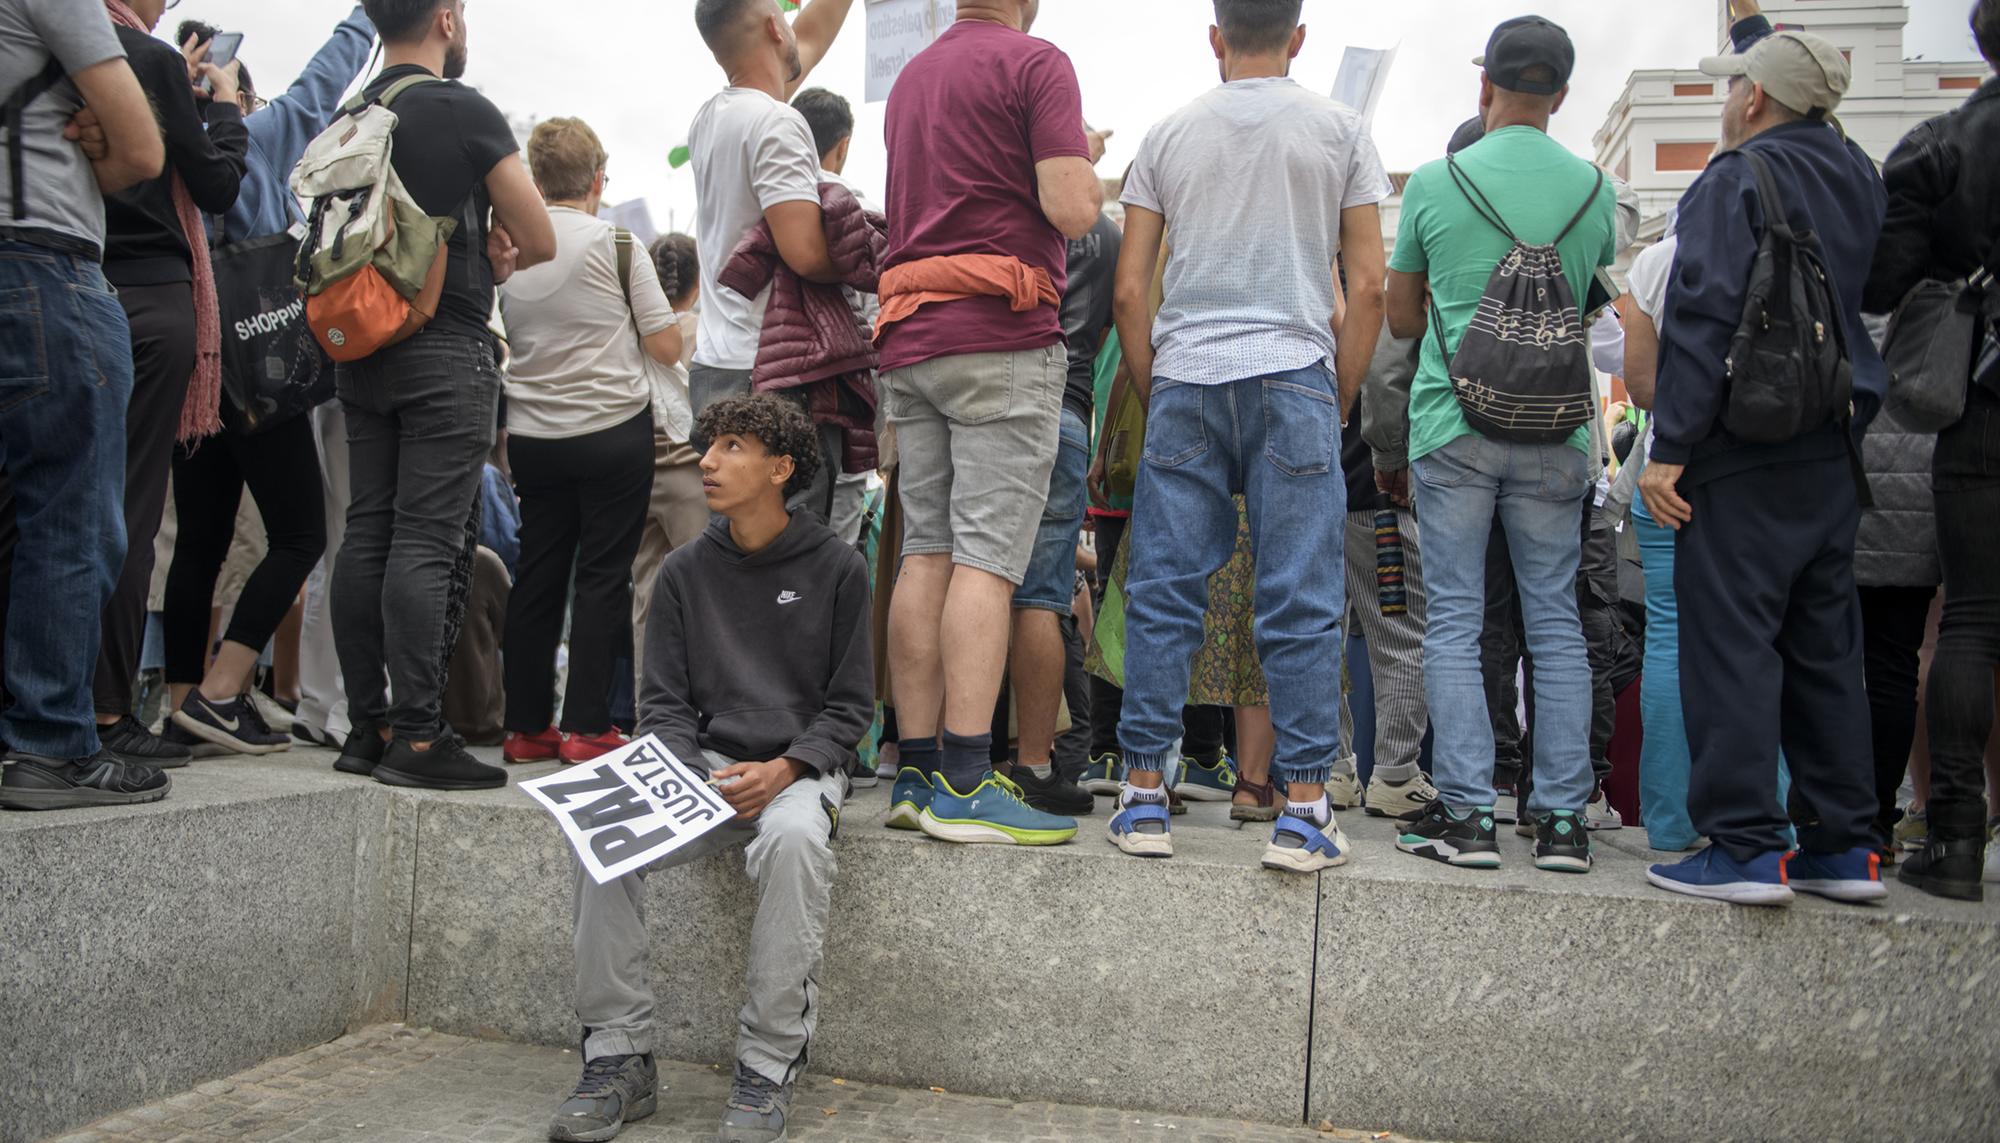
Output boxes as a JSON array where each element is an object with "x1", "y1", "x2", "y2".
[
  {"x1": 359, "y1": 65, "x2": 517, "y2": 342},
  {"x1": 1058, "y1": 213, "x2": 1121, "y2": 420},
  {"x1": 104, "y1": 28, "x2": 247, "y2": 285}
]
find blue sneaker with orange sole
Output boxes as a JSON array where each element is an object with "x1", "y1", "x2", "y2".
[
  {"x1": 920, "y1": 771, "x2": 1076, "y2": 845},
  {"x1": 1786, "y1": 846, "x2": 1888, "y2": 903},
  {"x1": 1647, "y1": 847, "x2": 1792, "y2": 906}
]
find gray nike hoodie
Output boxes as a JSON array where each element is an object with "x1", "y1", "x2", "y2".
[{"x1": 637, "y1": 511, "x2": 874, "y2": 776}]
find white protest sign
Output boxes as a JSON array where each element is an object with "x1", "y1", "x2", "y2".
[
  {"x1": 866, "y1": 0, "x2": 955, "y2": 103},
  {"x1": 1331, "y1": 44, "x2": 1399, "y2": 130},
  {"x1": 519, "y1": 735, "x2": 735, "y2": 884}
]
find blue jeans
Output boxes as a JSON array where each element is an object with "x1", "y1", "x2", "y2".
[
  {"x1": 1411, "y1": 433, "x2": 1593, "y2": 814},
  {"x1": 1014, "y1": 407, "x2": 1089, "y2": 612},
  {"x1": 0, "y1": 241, "x2": 133, "y2": 758},
  {"x1": 1118, "y1": 366, "x2": 1346, "y2": 784}
]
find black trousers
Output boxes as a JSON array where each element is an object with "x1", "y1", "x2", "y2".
[
  {"x1": 162, "y1": 412, "x2": 327, "y2": 683},
  {"x1": 502, "y1": 411, "x2": 652, "y2": 736},
  {"x1": 96, "y1": 282, "x2": 195, "y2": 716},
  {"x1": 1858, "y1": 583, "x2": 1937, "y2": 847},
  {"x1": 1926, "y1": 384, "x2": 2000, "y2": 806},
  {"x1": 1676, "y1": 455, "x2": 1876, "y2": 859}
]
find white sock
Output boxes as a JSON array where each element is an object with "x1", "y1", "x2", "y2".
[
  {"x1": 1121, "y1": 782, "x2": 1168, "y2": 807},
  {"x1": 1287, "y1": 795, "x2": 1332, "y2": 827},
  {"x1": 1023, "y1": 762, "x2": 1053, "y2": 780}
]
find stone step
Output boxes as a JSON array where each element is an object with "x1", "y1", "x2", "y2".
[{"x1": 3, "y1": 751, "x2": 1996, "y2": 1143}]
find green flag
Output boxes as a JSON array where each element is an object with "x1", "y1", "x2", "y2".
[
  {"x1": 668, "y1": 144, "x2": 691, "y2": 169},
  {"x1": 780, "y1": 0, "x2": 798, "y2": 9}
]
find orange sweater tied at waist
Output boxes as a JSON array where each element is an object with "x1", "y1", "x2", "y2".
[{"x1": 873, "y1": 253, "x2": 1060, "y2": 339}]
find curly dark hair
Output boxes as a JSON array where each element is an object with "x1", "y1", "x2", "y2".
[
  {"x1": 650, "y1": 233, "x2": 699, "y2": 307},
  {"x1": 693, "y1": 394, "x2": 820, "y2": 499}
]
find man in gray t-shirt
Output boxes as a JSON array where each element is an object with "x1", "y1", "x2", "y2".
[
  {"x1": 1106, "y1": 0, "x2": 1388, "y2": 872},
  {"x1": 0, "y1": 0, "x2": 138, "y2": 250},
  {"x1": 0, "y1": 0, "x2": 173, "y2": 811}
]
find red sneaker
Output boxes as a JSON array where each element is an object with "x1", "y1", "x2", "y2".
[
  {"x1": 501, "y1": 726, "x2": 563, "y2": 764},
  {"x1": 559, "y1": 729, "x2": 630, "y2": 765}
]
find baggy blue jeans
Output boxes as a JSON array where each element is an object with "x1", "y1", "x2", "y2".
[
  {"x1": 0, "y1": 240, "x2": 133, "y2": 758},
  {"x1": 1117, "y1": 365, "x2": 1346, "y2": 785},
  {"x1": 1411, "y1": 432, "x2": 1594, "y2": 814}
]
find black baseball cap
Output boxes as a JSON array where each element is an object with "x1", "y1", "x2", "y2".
[{"x1": 1473, "y1": 16, "x2": 1576, "y2": 95}]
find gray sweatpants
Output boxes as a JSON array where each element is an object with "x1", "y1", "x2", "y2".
[
  {"x1": 1337, "y1": 508, "x2": 1431, "y2": 775},
  {"x1": 572, "y1": 751, "x2": 844, "y2": 1085}
]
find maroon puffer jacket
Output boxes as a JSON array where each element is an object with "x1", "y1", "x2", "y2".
[{"x1": 718, "y1": 181, "x2": 884, "y2": 474}]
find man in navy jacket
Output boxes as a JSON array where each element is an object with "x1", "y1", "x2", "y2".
[{"x1": 1639, "y1": 3, "x2": 1888, "y2": 907}]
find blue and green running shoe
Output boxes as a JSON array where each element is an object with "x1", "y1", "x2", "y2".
[
  {"x1": 886, "y1": 767, "x2": 932, "y2": 831},
  {"x1": 919, "y1": 771, "x2": 1077, "y2": 845},
  {"x1": 1080, "y1": 752, "x2": 1122, "y2": 796},
  {"x1": 1173, "y1": 753, "x2": 1236, "y2": 802}
]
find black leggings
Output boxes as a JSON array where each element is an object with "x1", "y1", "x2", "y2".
[
  {"x1": 1858, "y1": 583, "x2": 1937, "y2": 846},
  {"x1": 1927, "y1": 385, "x2": 2000, "y2": 806},
  {"x1": 503, "y1": 411, "x2": 653, "y2": 736},
  {"x1": 162, "y1": 410, "x2": 326, "y2": 685}
]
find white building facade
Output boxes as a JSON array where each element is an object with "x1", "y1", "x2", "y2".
[{"x1": 1593, "y1": 0, "x2": 1986, "y2": 238}]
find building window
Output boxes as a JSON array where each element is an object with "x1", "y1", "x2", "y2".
[
  {"x1": 1656, "y1": 142, "x2": 1712, "y2": 172},
  {"x1": 1673, "y1": 82, "x2": 1715, "y2": 97},
  {"x1": 1941, "y1": 76, "x2": 1981, "y2": 90}
]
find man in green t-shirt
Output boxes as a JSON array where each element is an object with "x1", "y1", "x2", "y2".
[{"x1": 1382, "y1": 15, "x2": 1616, "y2": 875}]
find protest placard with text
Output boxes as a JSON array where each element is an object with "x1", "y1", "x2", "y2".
[{"x1": 519, "y1": 735, "x2": 735, "y2": 884}]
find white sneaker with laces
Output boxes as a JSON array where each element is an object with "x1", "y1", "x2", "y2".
[
  {"x1": 1585, "y1": 788, "x2": 1624, "y2": 831},
  {"x1": 1326, "y1": 767, "x2": 1362, "y2": 811},
  {"x1": 1363, "y1": 770, "x2": 1439, "y2": 820}
]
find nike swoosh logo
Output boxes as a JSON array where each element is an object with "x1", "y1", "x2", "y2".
[{"x1": 201, "y1": 700, "x2": 240, "y2": 732}]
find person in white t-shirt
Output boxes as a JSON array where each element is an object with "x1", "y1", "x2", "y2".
[
  {"x1": 687, "y1": 0, "x2": 855, "y2": 523},
  {"x1": 495, "y1": 118, "x2": 684, "y2": 768}
]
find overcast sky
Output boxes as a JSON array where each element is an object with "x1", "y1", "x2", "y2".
[{"x1": 174, "y1": 0, "x2": 1980, "y2": 238}]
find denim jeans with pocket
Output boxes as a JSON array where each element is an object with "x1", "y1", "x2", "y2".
[
  {"x1": 332, "y1": 329, "x2": 500, "y2": 740},
  {"x1": 1411, "y1": 432, "x2": 1593, "y2": 815},
  {"x1": 1118, "y1": 365, "x2": 1346, "y2": 785},
  {"x1": 0, "y1": 241, "x2": 133, "y2": 758}
]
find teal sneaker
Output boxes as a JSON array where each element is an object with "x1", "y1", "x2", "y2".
[
  {"x1": 1172, "y1": 753, "x2": 1236, "y2": 802},
  {"x1": 1080, "y1": 752, "x2": 1122, "y2": 796},
  {"x1": 886, "y1": 767, "x2": 932, "y2": 831},
  {"x1": 919, "y1": 771, "x2": 1078, "y2": 845}
]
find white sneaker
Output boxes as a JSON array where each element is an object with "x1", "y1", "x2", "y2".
[
  {"x1": 1326, "y1": 767, "x2": 1362, "y2": 810},
  {"x1": 1362, "y1": 770, "x2": 1438, "y2": 820},
  {"x1": 1585, "y1": 788, "x2": 1624, "y2": 831}
]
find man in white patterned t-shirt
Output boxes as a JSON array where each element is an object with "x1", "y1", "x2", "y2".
[{"x1": 1105, "y1": 0, "x2": 1389, "y2": 872}]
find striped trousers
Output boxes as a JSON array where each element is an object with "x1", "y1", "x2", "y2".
[{"x1": 1338, "y1": 508, "x2": 1431, "y2": 773}]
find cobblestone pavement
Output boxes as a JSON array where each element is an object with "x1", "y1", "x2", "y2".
[{"x1": 47, "y1": 1026, "x2": 1451, "y2": 1143}]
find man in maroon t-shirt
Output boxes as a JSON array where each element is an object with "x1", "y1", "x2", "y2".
[{"x1": 878, "y1": 0, "x2": 1102, "y2": 847}]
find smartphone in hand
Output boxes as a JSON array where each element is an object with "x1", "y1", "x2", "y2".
[{"x1": 199, "y1": 31, "x2": 244, "y2": 95}]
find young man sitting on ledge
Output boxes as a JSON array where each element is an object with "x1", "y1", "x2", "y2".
[{"x1": 551, "y1": 394, "x2": 873, "y2": 1143}]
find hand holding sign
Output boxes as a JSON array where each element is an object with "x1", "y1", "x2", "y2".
[{"x1": 519, "y1": 735, "x2": 736, "y2": 884}]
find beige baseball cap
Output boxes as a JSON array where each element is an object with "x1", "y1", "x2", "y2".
[{"x1": 1700, "y1": 30, "x2": 1851, "y2": 117}]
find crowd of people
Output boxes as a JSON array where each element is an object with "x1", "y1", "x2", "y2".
[{"x1": 4, "y1": 0, "x2": 1999, "y2": 1140}]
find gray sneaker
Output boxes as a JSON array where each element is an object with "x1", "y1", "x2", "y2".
[
  {"x1": 718, "y1": 1061, "x2": 793, "y2": 1143},
  {"x1": 548, "y1": 1053, "x2": 656, "y2": 1143}
]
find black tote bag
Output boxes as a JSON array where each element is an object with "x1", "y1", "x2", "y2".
[{"x1": 213, "y1": 226, "x2": 335, "y2": 434}]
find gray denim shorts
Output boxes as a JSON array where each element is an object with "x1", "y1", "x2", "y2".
[{"x1": 880, "y1": 345, "x2": 1065, "y2": 584}]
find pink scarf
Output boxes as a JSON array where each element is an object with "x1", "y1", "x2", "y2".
[{"x1": 105, "y1": 0, "x2": 221, "y2": 443}]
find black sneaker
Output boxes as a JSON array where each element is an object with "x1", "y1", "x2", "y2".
[
  {"x1": 335, "y1": 725, "x2": 391, "y2": 776},
  {"x1": 0, "y1": 749, "x2": 170, "y2": 810},
  {"x1": 161, "y1": 721, "x2": 230, "y2": 760},
  {"x1": 98, "y1": 715, "x2": 192, "y2": 767},
  {"x1": 1395, "y1": 799, "x2": 1502, "y2": 868},
  {"x1": 172, "y1": 691, "x2": 291, "y2": 755},
  {"x1": 1006, "y1": 763, "x2": 1094, "y2": 816},
  {"x1": 548, "y1": 1052, "x2": 657, "y2": 1142},
  {"x1": 373, "y1": 735, "x2": 506, "y2": 790},
  {"x1": 1532, "y1": 809, "x2": 1593, "y2": 873}
]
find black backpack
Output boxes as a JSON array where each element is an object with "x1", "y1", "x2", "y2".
[
  {"x1": 1716, "y1": 148, "x2": 1853, "y2": 443},
  {"x1": 1432, "y1": 155, "x2": 1604, "y2": 445}
]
